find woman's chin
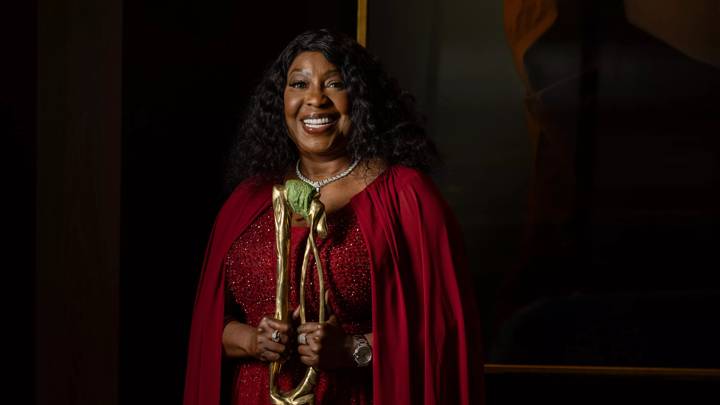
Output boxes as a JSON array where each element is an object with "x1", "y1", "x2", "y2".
[
  {"x1": 298, "y1": 144, "x2": 345, "y2": 157},
  {"x1": 293, "y1": 133, "x2": 347, "y2": 157}
]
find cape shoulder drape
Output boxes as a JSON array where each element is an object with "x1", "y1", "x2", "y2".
[{"x1": 183, "y1": 165, "x2": 484, "y2": 405}]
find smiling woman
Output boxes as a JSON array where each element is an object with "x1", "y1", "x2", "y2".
[
  {"x1": 183, "y1": 29, "x2": 485, "y2": 405},
  {"x1": 283, "y1": 52, "x2": 352, "y2": 161},
  {"x1": 224, "y1": 30, "x2": 439, "y2": 189}
]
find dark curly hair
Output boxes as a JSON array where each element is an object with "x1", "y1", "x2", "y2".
[{"x1": 225, "y1": 29, "x2": 439, "y2": 189}]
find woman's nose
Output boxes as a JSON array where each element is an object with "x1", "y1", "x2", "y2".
[{"x1": 305, "y1": 85, "x2": 329, "y2": 106}]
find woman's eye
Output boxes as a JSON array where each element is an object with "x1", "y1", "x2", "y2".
[
  {"x1": 327, "y1": 81, "x2": 345, "y2": 89},
  {"x1": 289, "y1": 81, "x2": 307, "y2": 89}
]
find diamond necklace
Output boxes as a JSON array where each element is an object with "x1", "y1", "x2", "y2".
[{"x1": 295, "y1": 158, "x2": 360, "y2": 192}]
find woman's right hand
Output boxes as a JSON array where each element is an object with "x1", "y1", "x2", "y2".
[
  {"x1": 252, "y1": 316, "x2": 293, "y2": 362},
  {"x1": 222, "y1": 316, "x2": 292, "y2": 361}
]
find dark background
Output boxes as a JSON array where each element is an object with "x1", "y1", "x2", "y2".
[
  {"x1": 367, "y1": 0, "x2": 532, "y2": 360},
  {"x1": 3, "y1": 0, "x2": 36, "y2": 404},
  {"x1": 7, "y1": 0, "x2": 720, "y2": 404},
  {"x1": 370, "y1": 0, "x2": 720, "y2": 370}
]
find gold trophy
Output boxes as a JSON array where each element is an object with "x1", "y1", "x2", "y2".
[{"x1": 269, "y1": 180, "x2": 328, "y2": 405}]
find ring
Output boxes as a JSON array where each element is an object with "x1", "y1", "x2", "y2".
[
  {"x1": 271, "y1": 329, "x2": 281, "y2": 343},
  {"x1": 298, "y1": 333, "x2": 307, "y2": 345}
]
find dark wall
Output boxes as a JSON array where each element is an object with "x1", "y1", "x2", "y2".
[
  {"x1": 34, "y1": 0, "x2": 122, "y2": 404},
  {"x1": 368, "y1": 0, "x2": 532, "y2": 355},
  {"x1": 121, "y1": 2, "x2": 356, "y2": 403},
  {"x1": 369, "y1": 0, "x2": 720, "y2": 369},
  {"x1": 495, "y1": 0, "x2": 720, "y2": 367},
  {"x1": 2, "y1": 0, "x2": 36, "y2": 402}
]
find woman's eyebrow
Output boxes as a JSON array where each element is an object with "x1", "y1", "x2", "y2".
[
  {"x1": 288, "y1": 68, "x2": 340, "y2": 75},
  {"x1": 322, "y1": 69, "x2": 341, "y2": 78},
  {"x1": 288, "y1": 68, "x2": 308, "y2": 76}
]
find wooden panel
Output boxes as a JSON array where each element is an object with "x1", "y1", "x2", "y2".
[{"x1": 486, "y1": 364, "x2": 720, "y2": 380}]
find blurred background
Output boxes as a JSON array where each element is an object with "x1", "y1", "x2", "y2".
[
  {"x1": 370, "y1": 0, "x2": 720, "y2": 368},
  {"x1": 5, "y1": 0, "x2": 719, "y2": 404}
]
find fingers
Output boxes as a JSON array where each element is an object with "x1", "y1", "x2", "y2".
[
  {"x1": 296, "y1": 324, "x2": 322, "y2": 356},
  {"x1": 298, "y1": 344, "x2": 319, "y2": 367},
  {"x1": 296, "y1": 323, "x2": 323, "y2": 354},
  {"x1": 258, "y1": 316, "x2": 292, "y2": 343},
  {"x1": 297, "y1": 334, "x2": 322, "y2": 367},
  {"x1": 297, "y1": 316, "x2": 339, "y2": 345},
  {"x1": 324, "y1": 290, "x2": 332, "y2": 312},
  {"x1": 324, "y1": 289, "x2": 335, "y2": 320},
  {"x1": 256, "y1": 330, "x2": 286, "y2": 359},
  {"x1": 262, "y1": 317, "x2": 291, "y2": 335},
  {"x1": 255, "y1": 316, "x2": 294, "y2": 361},
  {"x1": 294, "y1": 316, "x2": 350, "y2": 369},
  {"x1": 296, "y1": 321, "x2": 321, "y2": 335},
  {"x1": 257, "y1": 331, "x2": 287, "y2": 351},
  {"x1": 291, "y1": 306, "x2": 302, "y2": 327},
  {"x1": 326, "y1": 314, "x2": 338, "y2": 326},
  {"x1": 257, "y1": 340, "x2": 284, "y2": 362}
]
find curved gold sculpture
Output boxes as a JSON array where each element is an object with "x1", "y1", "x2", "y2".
[{"x1": 270, "y1": 184, "x2": 328, "y2": 405}]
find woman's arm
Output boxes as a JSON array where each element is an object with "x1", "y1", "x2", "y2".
[{"x1": 222, "y1": 320, "x2": 258, "y2": 358}]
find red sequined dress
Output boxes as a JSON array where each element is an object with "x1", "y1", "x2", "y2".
[{"x1": 224, "y1": 204, "x2": 372, "y2": 405}]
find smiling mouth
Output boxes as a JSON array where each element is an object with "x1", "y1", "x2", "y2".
[
  {"x1": 302, "y1": 116, "x2": 337, "y2": 128},
  {"x1": 301, "y1": 115, "x2": 338, "y2": 133}
]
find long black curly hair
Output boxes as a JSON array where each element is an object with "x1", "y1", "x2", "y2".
[{"x1": 225, "y1": 29, "x2": 439, "y2": 189}]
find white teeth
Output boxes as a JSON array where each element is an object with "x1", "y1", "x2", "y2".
[{"x1": 303, "y1": 117, "x2": 333, "y2": 125}]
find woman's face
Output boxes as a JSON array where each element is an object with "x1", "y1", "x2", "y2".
[{"x1": 284, "y1": 51, "x2": 352, "y2": 159}]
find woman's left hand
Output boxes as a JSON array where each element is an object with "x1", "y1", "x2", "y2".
[{"x1": 296, "y1": 315, "x2": 354, "y2": 370}]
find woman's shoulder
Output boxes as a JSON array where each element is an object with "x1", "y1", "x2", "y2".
[
  {"x1": 391, "y1": 164, "x2": 429, "y2": 180},
  {"x1": 385, "y1": 165, "x2": 441, "y2": 196},
  {"x1": 356, "y1": 164, "x2": 446, "y2": 211},
  {"x1": 364, "y1": 165, "x2": 457, "y2": 231},
  {"x1": 229, "y1": 175, "x2": 275, "y2": 197},
  {"x1": 218, "y1": 176, "x2": 274, "y2": 216}
]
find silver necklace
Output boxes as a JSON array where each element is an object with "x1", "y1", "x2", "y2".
[{"x1": 295, "y1": 158, "x2": 360, "y2": 192}]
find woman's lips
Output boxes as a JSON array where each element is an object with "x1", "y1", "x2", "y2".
[{"x1": 301, "y1": 116, "x2": 338, "y2": 134}]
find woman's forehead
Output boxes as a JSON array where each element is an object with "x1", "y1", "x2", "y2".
[{"x1": 287, "y1": 51, "x2": 340, "y2": 76}]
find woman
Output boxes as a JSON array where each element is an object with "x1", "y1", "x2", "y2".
[{"x1": 184, "y1": 29, "x2": 484, "y2": 405}]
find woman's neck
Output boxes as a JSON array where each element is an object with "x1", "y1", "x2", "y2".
[{"x1": 298, "y1": 155, "x2": 353, "y2": 180}]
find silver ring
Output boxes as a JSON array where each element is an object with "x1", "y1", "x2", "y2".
[
  {"x1": 298, "y1": 333, "x2": 307, "y2": 345},
  {"x1": 271, "y1": 329, "x2": 281, "y2": 343}
]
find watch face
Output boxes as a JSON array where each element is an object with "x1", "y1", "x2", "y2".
[{"x1": 355, "y1": 346, "x2": 372, "y2": 366}]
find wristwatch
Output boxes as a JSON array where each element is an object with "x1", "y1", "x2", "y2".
[{"x1": 351, "y1": 334, "x2": 372, "y2": 367}]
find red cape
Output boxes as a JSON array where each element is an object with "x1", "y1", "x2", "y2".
[{"x1": 184, "y1": 165, "x2": 484, "y2": 404}]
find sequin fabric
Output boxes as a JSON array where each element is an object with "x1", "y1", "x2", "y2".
[{"x1": 224, "y1": 204, "x2": 372, "y2": 405}]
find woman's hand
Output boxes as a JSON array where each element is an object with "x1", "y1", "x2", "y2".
[
  {"x1": 253, "y1": 316, "x2": 294, "y2": 362},
  {"x1": 221, "y1": 316, "x2": 294, "y2": 361},
  {"x1": 296, "y1": 315, "x2": 354, "y2": 370}
]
